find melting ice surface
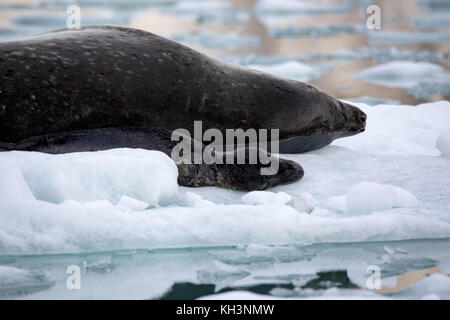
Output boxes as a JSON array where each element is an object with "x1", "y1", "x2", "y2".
[
  {"x1": 0, "y1": 101, "x2": 450, "y2": 299},
  {"x1": 353, "y1": 61, "x2": 450, "y2": 99}
]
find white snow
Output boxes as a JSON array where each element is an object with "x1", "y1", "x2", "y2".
[
  {"x1": 0, "y1": 149, "x2": 178, "y2": 206},
  {"x1": 116, "y1": 196, "x2": 150, "y2": 211},
  {"x1": 345, "y1": 182, "x2": 418, "y2": 215},
  {"x1": 0, "y1": 102, "x2": 450, "y2": 255},
  {"x1": 436, "y1": 130, "x2": 450, "y2": 156},
  {"x1": 336, "y1": 101, "x2": 450, "y2": 156},
  {"x1": 241, "y1": 191, "x2": 292, "y2": 206},
  {"x1": 288, "y1": 192, "x2": 315, "y2": 214}
]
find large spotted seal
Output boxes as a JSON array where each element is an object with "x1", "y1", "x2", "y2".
[
  {"x1": 0, "y1": 26, "x2": 366, "y2": 154},
  {"x1": 0, "y1": 127, "x2": 304, "y2": 191}
]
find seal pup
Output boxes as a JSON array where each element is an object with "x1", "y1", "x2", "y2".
[
  {"x1": 0, "y1": 127, "x2": 304, "y2": 191},
  {"x1": 0, "y1": 26, "x2": 366, "y2": 153}
]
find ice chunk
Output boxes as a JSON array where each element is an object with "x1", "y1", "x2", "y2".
[
  {"x1": 370, "y1": 30, "x2": 450, "y2": 45},
  {"x1": 184, "y1": 192, "x2": 216, "y2": 207},
  {"x1": 197, "y1": 261, "x2": 250, "y2": 284},
  {"x1": 327, "y1": 195, "x2": 347, "y2": 213},
  {"x1": 270, "y1": 24, "x2": 365, "y2": 38},
  {"x1": 249, "y1": 61, "x2": 330, "y2": 82},
  {"x1": 0, "y1": 159, "x2": 35, "y2": 201},
  {"x1": 346, "y1": 96, "x2": 400, "y2": 106},
  {"x1": 116, "y1": 195, "x2": 149, "y2": 211},
  {"x1": 436, "y1": 130, "x2": 450, "y2": 157},
  {"x1": 0, "y1": 149, "x2": 178, "y2": 205},
  {"x1": 352, "y1": 61, "x2": 450, "y2": 99},
  {"x1": 254, "y1": 0, "x2": 352, "y2": 14},
  {"x1": 170, "y1": 30, "x2": 260, "y2": 49},
  {"x1": 0, "y1": 266, "x2": 51, "y2": 297},
  {"x1": 171, "y1": 0, "x2": 233, "y2": 13},
  {"x1": 288, "y1": 192, "x2": 315, "y2": 213},
  {"x1": 346, "y1": 182, "x2": 418, "y2": 215},
  {"x1": 414, "y1": 13, "x2": 450, "y2": 29},
  {"x1": 241, "y1": 191, "x2": 291, "y2": 206}
]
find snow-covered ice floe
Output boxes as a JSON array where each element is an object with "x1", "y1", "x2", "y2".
[
  {"x1": 1, "y1": 100, "x2": 450, "y2": 300},
  {"x1": 1, "y1": 101, "x2": 450, "y2": 256}
]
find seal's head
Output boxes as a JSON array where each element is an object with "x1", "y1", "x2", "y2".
[
  {"x1": 298, "y1": 83, "x2": 367, "y2": 136},
  {"x1": 273, "y1": 82, "x2": 367, "y2": 153}
]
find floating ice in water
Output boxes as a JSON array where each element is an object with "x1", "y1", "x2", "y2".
[
  {"x1": 370, "y1": 30, "x2": 450, "y2": 45},
  {"x1": 170, "y1": 0, "x2": 233, "y2": 13},
  {"x1": 418, "y1": 0, "x2": 450, "y2": 12},
  {"x1": 0, "y1": 266, "x2": 51, "y2": 297},
  {"x1": 352, "y1": 61, "x2": 450, "y2": 99},
  {"x1": 345, "y1": 182, "x2": 418, "y2": 215},
  {"x1": 241, "y1": 191, "x2": 292, "y2": 206},
  {"x1": 0, "y1": 149, "x2": 178, "y2": 205},
  {"x1": 269, "y1": 24, "x2": 366, "y2": 38},
  {"x1": 436, "y1": 130, "x2": 450, "y2": 157},
  {"x1": 170, "y1": 30, "x2": 260, "y2": 49},
  {"x1": 414, "y1": 13, "x2": 450, "y2": 29},
  {"x1": 253, "y1": 0, "x2": 352, "y2": 14},
  {"x1": 197, "y1": 261, "x2": 250, "y2": 285},
  {"x1": 346, "y1": 96, "x2": 400, "y2": 106},
  {"x1": 221, "y1": 47, "x2": 445, "y2": 67},
  {"x1": 163, "y1": 0, "x2": 249, "y2": 25},
  {"x1": 248, "y1": 61, "x2": 330, "y2": 82}
]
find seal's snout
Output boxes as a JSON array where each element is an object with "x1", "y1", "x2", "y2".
[
  {"x1": 340, "y1": 101, "x2": 367, "y2": 134},
  {"x1": 266, "y1": 159, "x2": 304, "y2": 188},
  {"x1": 356, "y1": 108, "x2": 367, "y2": 132}
]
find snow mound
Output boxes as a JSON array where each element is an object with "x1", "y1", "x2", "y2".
[
  {"x1": 345, "y1": 182, "x2": 418, "y2": 215},
  {"x1": 241, "y1": 191, "x2": 292, "y2": 206},
  {"x1": 335, "y1": 101, "x2": 450, "y2": 156},
  {"x1": 436, "y1": 130, "x2": 450, "y2": 157},
  {"x1": 0, "y1": 149, "x2": 178, "y2": 205},
  {"x1": 288, "y1": 192, "x2": 315, "y2": 213}
]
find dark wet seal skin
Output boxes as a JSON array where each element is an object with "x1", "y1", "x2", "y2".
[
  {"x1": 0, "y1": 26, "x2": 366, "y2": 153},
  {"x1": 0, "y1": 127, "x2": 304, "y2": 191}
]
